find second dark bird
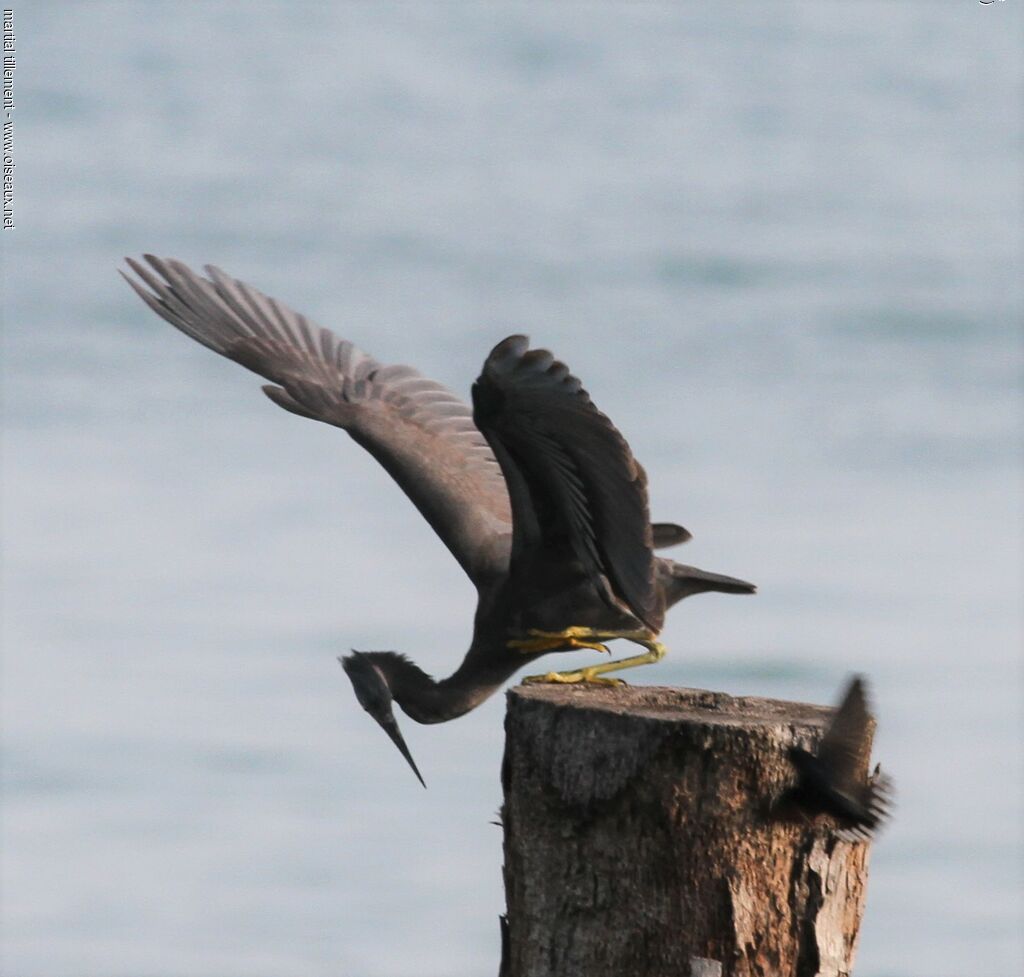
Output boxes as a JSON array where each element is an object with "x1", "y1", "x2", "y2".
[{"x1": 783, "y1": 675, "x2": 894, "y2": 841}]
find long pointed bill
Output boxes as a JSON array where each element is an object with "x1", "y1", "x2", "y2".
[{"x1": 377, "y1": 712, "x2": 427, "y2": 788}]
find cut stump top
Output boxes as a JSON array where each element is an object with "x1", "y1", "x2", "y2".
[{"x1": 509, "y1": 683, "x2": 833, "y2": 729}]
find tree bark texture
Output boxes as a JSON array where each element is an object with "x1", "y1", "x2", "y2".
[{"x1": 501, "y1": 685, "x2": 874, "y2": 977}]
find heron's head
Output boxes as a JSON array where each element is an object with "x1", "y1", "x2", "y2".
[{"x1": 340, "y1": 651, "x2": 426, "y2": 788}]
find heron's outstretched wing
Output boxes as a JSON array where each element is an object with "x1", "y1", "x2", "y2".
[
  {"x1": 122, "y1": 256, "x2": 512, "y2": 582},
  {"x1": 471, "y1": 335, "x2": 659, "y2": 631}
]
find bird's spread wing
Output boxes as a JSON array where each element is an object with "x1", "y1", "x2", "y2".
[
  {"x1": 122, "y1": 256, "x2": 512, "y2": 582},
  {"x1": 823, "y1": 678, "x2": 895, "y2": 839},
  {"x1": 471, "y1": 335, "x2": 658, "y2": 630},
  {"x1": 818, "y1": 676, "x2": 874, "y2": 794}
]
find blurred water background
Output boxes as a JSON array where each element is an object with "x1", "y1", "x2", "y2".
[{"x1": 2, "y1": 3, "x2": 1021, "y2": 976}]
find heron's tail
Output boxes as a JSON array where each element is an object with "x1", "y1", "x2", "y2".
[{"x1": 658, "y1": 559, "x2": 756, "y2": 609}]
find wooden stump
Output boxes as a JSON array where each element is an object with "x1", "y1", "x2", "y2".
[{"x1": 500, "y1": 685, "x2": 874, "y2": 977}]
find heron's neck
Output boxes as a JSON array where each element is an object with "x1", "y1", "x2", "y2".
[{"x1": 362, "y1": 652, "x2": 509, "y2": 725}]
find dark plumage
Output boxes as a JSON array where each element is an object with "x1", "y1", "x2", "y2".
[
  {"x1": 784, "y1": 676, "x2": 894, "y2": 841},
  {"x1": 123, "y1": 256, "x2": 756, "y2": 783}
]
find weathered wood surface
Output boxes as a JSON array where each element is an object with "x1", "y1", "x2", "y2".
[{"x1": 501, "y1": 685, "x2": 874, "y2": 977}]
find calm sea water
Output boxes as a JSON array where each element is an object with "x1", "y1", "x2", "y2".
[{"x1": 2, "y1": 4, "x2": 1021, "y2": 976}]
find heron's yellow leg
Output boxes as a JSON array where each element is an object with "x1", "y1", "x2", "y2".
[{"x1": 518, "y1": 628, "x2": 667, "y2": 685}]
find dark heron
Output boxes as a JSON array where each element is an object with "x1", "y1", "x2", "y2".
[
  {"x1": 783, "y1": 676, "x2": 894, "y2": 840},
  {"x1": 123, "y1": 255, "x2": 756, "y2": 785}
]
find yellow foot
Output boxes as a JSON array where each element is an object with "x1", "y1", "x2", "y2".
[
  {"x1": 522, "y1": 626, "x2": 655, "y2": 644},
  {"x1": 507, "y1": 634, "x2": 610, "y2": 655},
  {"x1": 519, "y1": 627, "x2": 667, "y2": 686},
  {"x1": 522, "y1": 668, "x2": 626, "y2": 687}
]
